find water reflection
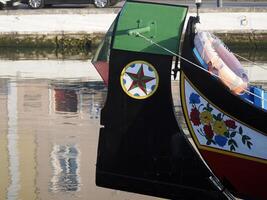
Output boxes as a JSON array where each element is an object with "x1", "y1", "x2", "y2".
[
  {"x1": 50, "y1": 144, "x2": 81, "y2": 192},
  {"x1": 0, "y1": 67, "x2": 159, "y2": 200},
  {"x1": 7, "y1": 81, "x2": 21, "y2": 200},
  {"x1": 54, "y1": 89, "x2": 78, "y2": 113},
  {"x1": 1, "y1": 56, "x2": 266, "y2": 200},
  {"x1": 0, "y1": 75, "x2": 107, "y2": 200}
]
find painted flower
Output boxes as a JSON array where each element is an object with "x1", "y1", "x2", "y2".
[
  {"x1": 189, "y1": 93, "x2": 200, "y2": 104},
  {"x1": 200, "y1": 111, "x2": 213, "y2": 125},
  {"x1": 214, "y1": 135, "x2": 228, "y2": 147},
  {"x1": 203, "y1": 125, "x2": 214, "y2": 139},
  {"x1": 213, "y1": 120, "x2": 227, "y2": 135},
  {"x1": 190, "y1": 107, "x2": 201, "y2": 126},
  {"x1": 225, "y1": 119, "x2": 237, "y2": 129}
]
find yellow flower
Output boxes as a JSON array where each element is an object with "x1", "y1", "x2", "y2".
[
  {"x1": 200, "y1": 111, "x2": 213, "y2": 125},
  {"x1": 213, "y1": 120, "x2": 227, "y2": 135}
]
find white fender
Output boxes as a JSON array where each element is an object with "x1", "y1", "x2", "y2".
[
  {"x1": 194, "y1": 31, "x2": 248, "y2": 94},
  {"x1": 212, "y1": 39, "x2": 249, "y2": 83}
]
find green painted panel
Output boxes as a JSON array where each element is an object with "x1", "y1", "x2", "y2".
[{"x1": 113, "y1": 1, "x2": 188, "y2": 55}]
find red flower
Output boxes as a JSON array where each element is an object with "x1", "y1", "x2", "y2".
[
  {"x1": 190, "y1": 107, "x2": 200, "y2": 126},
  {"x1": 225, "y1": 120, "x2": 237, "y2": 129},
  {"x1": 204, "y1": 125, "x2": 214, "y2": 139}
]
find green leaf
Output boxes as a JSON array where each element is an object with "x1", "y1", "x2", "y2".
[
  {"x1": 213, "y1": 114, "x2": 218, "y2": 120},
  {"x1": 206, "y1": 140, "x2": 211, "y2": 145},
  {"x1": 230, "y1": 145, "x2": 236, "y2": 152},
  {"x1": 228, "y1": 139, "x2": 233, "y2": 145},
  {"x1": 217, "y1": 113, "x2": 222, "y2": 121},
  {"x1": 239, "y1": 127, "x2": 243, "y2": 135},
  {"x1": 230, "y1": 132, "x2": 236, "y2": 138},
  {"x1": 211, "y1": 140, "x2": 216, "y2": 145},
  {"x1": 242, "y1": 135, "x2": 251, "y2": 144},
  {"x1": 224, "y1": 132, "x2": 230, "y2": 138},
  {"x1": 245, "y1": 135, "x2": 251, "y2": 140},
  {"x1": 242, "y1": 135, "x2": 246, "y2": 144},
  {"x1": 206, "y1": 103, "x2": 213, "y2": 112},
  {"x1": 247, "y1": 141, "x2": 253, "y2": 149},
  {"x1": 232, "y1": 140, "x2": 238, "y2": 148}
]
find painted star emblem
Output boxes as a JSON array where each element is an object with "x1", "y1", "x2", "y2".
[{"x1": 126, "y1": 64, "x2": 155, "y2": 94}]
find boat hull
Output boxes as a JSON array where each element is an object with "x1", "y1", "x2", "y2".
[
  {"x1": 180, "y1": 17, "x2": 267, "y2": 200},
  {"x1": 201, "y1": 149, "x2": 267, "y2": 199},
  {"x1": 181, "y1": 73, "x2": 267, "y2": 199}
]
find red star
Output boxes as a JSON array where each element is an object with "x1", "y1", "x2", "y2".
[{"x1": 126, "y1": 64, "x2": 155, "y2": 95}]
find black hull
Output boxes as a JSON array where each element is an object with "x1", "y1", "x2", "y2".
[
  {"x1": 96, "y1": 49, "x2": 227, "y2": 199},
  {"x1": 96, "y1": 170, "x2": 223, "y2": 200}
]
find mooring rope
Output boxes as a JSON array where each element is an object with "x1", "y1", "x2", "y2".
[
  {"x1": 136, "y1": 32, "x2": 267, "y2": 104},
  {"x1": 234, "y1": 53, "x2": 267, "y2": 70}
]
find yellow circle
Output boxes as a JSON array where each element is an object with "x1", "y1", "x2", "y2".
[{"x1": 120, "y1": 60, "x2": 159, "y2": 100}]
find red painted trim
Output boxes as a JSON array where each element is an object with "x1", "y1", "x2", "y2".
[
  {"x1": 93, "y1": 61, "x2": 109, "y2": 85},
  {"x1": 201, "y1": 149, "x2": 267, "y2": 199}
]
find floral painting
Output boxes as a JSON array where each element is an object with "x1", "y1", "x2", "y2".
[{"x1": 189, "y1": 92, "x2": 253, "y2": 151}]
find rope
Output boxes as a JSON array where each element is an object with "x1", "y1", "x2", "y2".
[
  {"x1": 135, "y1": 32, "x2": 267, "y2": 104},
  {"x1": 234, "y1": 53, "x2": 267, "y2": 70}
]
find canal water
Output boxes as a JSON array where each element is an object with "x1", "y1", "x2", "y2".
[{"x1": 0, "y1": 49, "x2": 266, "y2": 200}]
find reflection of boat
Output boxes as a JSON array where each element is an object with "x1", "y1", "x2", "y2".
[
  {"x1": 93, "y1": 0, "x2": 266, "y2": 200},
  {"x1": 180, "y1": 16, "x2": 267, "y2": 200}
]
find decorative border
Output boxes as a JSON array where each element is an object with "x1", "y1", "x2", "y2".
[
  {"x1": 120, "y1": 60, "x2": 159, "y2": 100},
  {"x1": 180, "y1": 72, "x2": 267, "y2": 164}
]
